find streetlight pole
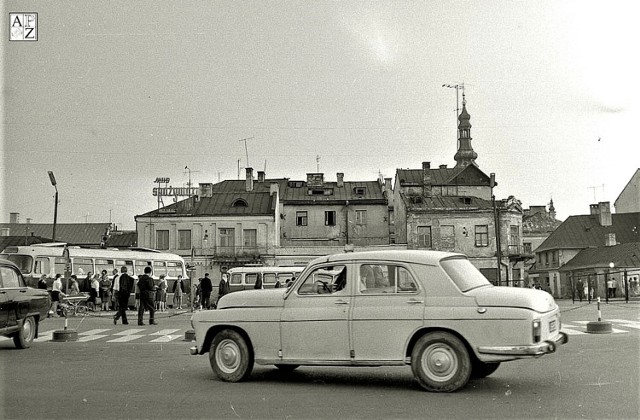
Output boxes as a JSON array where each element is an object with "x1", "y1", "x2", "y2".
[{"x1": 48, "y1": 171, "x2": 58, "y2": 242}]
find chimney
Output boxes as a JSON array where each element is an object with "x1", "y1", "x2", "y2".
[
  {"x1": 439, "y1": 164, "x2": 447, "y2": 169},
  {"x1": 589, "y1": 204, "x2": 599, "y2": 216},
  {"x1": 245, "y1": 168, "x2": 254, "y2": 192},
  {"x1": 257, "y1": 171, "x2": 265, "y2": 183},
  {"x1": 198, "y1": 183, "x2": 213, "y2": 198},
  {"x1": 336, "y1": 173, "x2": 344, "y2": 187},
  {"x1": 10, "y1": 213, "x2": 19, "y2": 224},
  {"x1": 422, "y1": 162, "x2": 431, "y2": 196},
  {"x1": 384, "y1": 177, "x2": 392, "y2": 192},
  {"x1": 26, "y1": 218, "x2": 32, "y2": 224},
  {"x1": 598, "y1": 202, "x2": 612, "y2": 226},
  {"x1": 269, "y1": 182, "x2": 279, "y2": 196},
  {"x1": 605, "y1": 233, "x2": 616, "y2": 246}
]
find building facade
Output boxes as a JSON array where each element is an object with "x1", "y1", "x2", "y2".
[{"x1": 614, "y1": 168, "x2": 640, "y2": 214}]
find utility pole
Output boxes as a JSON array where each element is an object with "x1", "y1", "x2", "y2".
[
  {"x1": 48, "y1": 171, "x2": 58, "y2": 241},
  {"x1": 442, "y1": 82, "x2": 465, "y2": 149}
]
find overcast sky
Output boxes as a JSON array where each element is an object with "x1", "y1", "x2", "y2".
[{"x1": 1, "y1": 1, "x2": 638, "y2": 230}]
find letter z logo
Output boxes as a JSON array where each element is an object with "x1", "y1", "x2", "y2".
[{"x1": 9, "y1": 13, "x2": 38, "y2": 41}]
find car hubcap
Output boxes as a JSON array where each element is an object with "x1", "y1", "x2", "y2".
[
  {"x1": 216, "y1": 339, "x2": 240, "y2": 373},
  {"x1": 422, "y1": 343, "x2": 457, "y2": 382},
  {"x1": 23, "y1": 319, "x2": 34, "y2": 341}
]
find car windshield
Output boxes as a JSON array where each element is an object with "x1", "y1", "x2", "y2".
[
  {"x1": 440, "y1": 257, "x2": 492, "y2": 292},
  {"x1": 2, "y1": 254, "x2": 33, "y2": 274}
]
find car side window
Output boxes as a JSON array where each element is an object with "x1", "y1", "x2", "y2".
[
  {"x1": 298, "y1": 265, "x2": 347, "y2": 295},
  {"x1": 0, "y1": 266, "x2": 21, "y2": 288},
  {"x1": 359, "y1": 264, "x2": 417, "y2": 294}
]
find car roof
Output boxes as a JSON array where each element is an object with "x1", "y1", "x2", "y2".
[{"x1": 308, "y1": 250, "x2": 465, "y2": 266}]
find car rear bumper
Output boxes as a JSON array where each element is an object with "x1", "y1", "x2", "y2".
[{"x1": 477, "y1": 332, "x2": 568, "y2": 356}]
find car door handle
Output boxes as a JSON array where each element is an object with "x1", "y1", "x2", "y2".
[
  {"x1": 407, "y1": 299, "x2": 424, "y2": 304},
  {"x1": 334, "y1": 300, "x2": 349, "y2": 305}
]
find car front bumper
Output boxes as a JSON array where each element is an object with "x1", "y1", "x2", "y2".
[{"x1": 477, "y1": 332, "x2": 568, "y2": 357}]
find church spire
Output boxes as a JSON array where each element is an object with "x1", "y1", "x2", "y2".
[{"x1": 454, "y1": 94, "x2": 478, "y2": 168}]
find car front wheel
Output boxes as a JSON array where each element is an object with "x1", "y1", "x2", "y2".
[
  {"x1": 411, "y1": 331, "x2": 471, "y2": 392},
  {"x1": 209, "y1": 329, "x2": 254, "y2": 382},
  {"x1": 13, "y1": 316, "x2": 36, "y2": 349}
]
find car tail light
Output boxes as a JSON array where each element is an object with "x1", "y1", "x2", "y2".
[{"x1": 532, "y1": 319, "x2": 541, "y2": 343}]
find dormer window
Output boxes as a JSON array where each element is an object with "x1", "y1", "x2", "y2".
[
  {"x1": 354, "y1": 187, "x2": 366, "y2": 195},
  {"x1": 231, "y1": 198, "x2": 248, "y2": 207}
]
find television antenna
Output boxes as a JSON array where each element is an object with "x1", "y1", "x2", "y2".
[
  {"x1": 239, "y1": 137, "x2": 254, "y2": 168},
  {"x1": 587, "y1": 184, "x2": 605, "y2": 202},
  {"x1": 442, "y1": 82, "x2": 465, "y2": 149}
]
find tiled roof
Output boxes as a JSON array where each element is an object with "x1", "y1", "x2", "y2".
[
  {"x1": 560, "y1": 242, "x2": 640, "y2": 271},
  {"x1": 0, "y1": 223, "x2": 111, "y2": 245},
  {"x1": 0, "y1": 236, "x2": 50, "y2": 252},
  {"x1": 105, "y1": 231, "x2": 138, "y2": 247},
  {"x1": 138, "y1": 192, "x2": 276, "y2": 218},
  {"x1": 523, "y1": 211, "x2": 562, "y2": 234},
  {"x1": 536, "y1": 212, "x2": 640, "y2": 252},
  {"x1": 396, "y1": 165, "x2": 491, "y2": 186},
  {"x1": 400, "y1": 194, "x2": 494, "y2": 211},
  {"x1": 281, "y1": 181, "x2": 386, "y2": 204}
]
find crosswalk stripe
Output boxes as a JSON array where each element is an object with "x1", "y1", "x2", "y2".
[
  {"x1": 150, "y1": 335, "x2": 182, "y2": 343},
  {"x1": 78, "y1": 335, "x2": 109, "y2": 342},
  {"x1": 561, "y1": 326, "x2": 587, "y2": 335},
  {"x1": 107, "y1": 335, "x2": 145, "y2": 343},
  {"x1": 113, "y1": 329, "x2": 145, "y2": 335},
  {"x1": 149, "y1": 329, "x2": 180, "y2": 336},
  {"x1": 79, "y1": 329, "x2": 112, "y2": 335}
]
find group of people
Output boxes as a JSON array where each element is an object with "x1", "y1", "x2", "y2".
[
  {"x1": 194, "y1": 272, "x2": 230, "y2": 310},
  {"x1": 606, "y1": 277, "x2": 619, "y2": 298}
]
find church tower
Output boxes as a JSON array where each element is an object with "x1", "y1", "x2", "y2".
[{"x1": 454, "y1": 94, "x2": 478, "y2": 168}]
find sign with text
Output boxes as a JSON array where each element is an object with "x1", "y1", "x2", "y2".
[{"x1": 9, "y1": 13, "x2": 38, "y2": 41}]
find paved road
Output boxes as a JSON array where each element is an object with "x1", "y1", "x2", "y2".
[{"x1": 1, "y1": 302, "x2": 638, "y2": 419}]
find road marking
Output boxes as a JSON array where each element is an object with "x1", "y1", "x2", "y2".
[
  {"x1": 78, "y1": 335, "x2": 109, "y2": 342},
  {"x1": 78, "y1": 329, "x2": 112, "y2": 335},
  {"x1": 35, "y1": 331, "x2": 55, "y2": 342},
  {"x1": 149, "y1": 329, "x2": 180, "y2": 336},
  {"x1": 563, "y1": 323, "x2": 629, "y2": 334},
  {"x1": 113, "y1": 329, "x2": 146, "y2": 335},
  {"x1": 561, "y1": 326, "x2": 587, "y2": 335},
  {"x1": 107, "y1": 335, "x2": 146, "y2": 343},
  {"x1": 606, "y1": 319, "x2": 640, "y2": 330},
  {"x1": 150, "y1": 335, "x2": 182, "y2": 343}
]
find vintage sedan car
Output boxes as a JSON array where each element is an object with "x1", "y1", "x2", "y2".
[
  {"x1": 190, "y1": 250, "x2": 568, "y2": 392},
  {"x1": 0, "y1": 259, "x2": 50, "y2": 348}
]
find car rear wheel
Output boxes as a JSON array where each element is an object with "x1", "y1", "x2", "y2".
[
  {"x1": 411, "y1": 331, "x2": 471, "y2": 392},
  {"x1": 471, "y1": 361, "x2": 501, "y2": 378},
  {"x1": 209, "y1": 329, "x2": 253, "y2": 382},
  {"x1": 13, "y1": 316, "x2": 36, "y2": 349}
]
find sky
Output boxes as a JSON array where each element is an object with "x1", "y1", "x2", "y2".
[{"x1": 1, "y1": 1, "x2": 638, "y2": 231}]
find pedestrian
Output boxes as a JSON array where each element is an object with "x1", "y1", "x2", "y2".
[
  {"x1": 89, "y1": 273, "x2": 100, "y2": 311},
  {"x1": 134, "y1": 277, "x2": 140, "y2": 310},
  {"x1": 49, "y1": 274, "x2": 63, "y2": 317},
  {"x1": 82, "y1": 272, "x2": 93, "y2": 293},
  {"x1": 111, "y1": 269, "x2": 120, "y2": 311},
  {"x1": 68, "y1": 275, "x2": 80, "y2": 295},
  {"x1": 172, "y1": 274, "x2": 185, "y2": 310},
  {"x1": 254, "y1": 273, "x2": 263, "y2": 290},
  {"x1": 113, "y1": 266, "x2": 134, "y2": 325},
  {"x1": 607, "y1": 277, "x2": 613, "y2": 298},
  {"x1": 137, "y1": 266, "x2": 157, "y2": 326},
  {"x1": 200, "y1": 273, "x2": 213, "y2": 310},
  {"x1": 157, "y1": 274, "x2": 168, "y2": 312},
  {"x1": 611, "y1": 277, "x2": 618, "y2": 298},
  {"x1": 37, "y1": 274, "x2": 48, "y2": 290},
  {"x1": 99, "y1": 270, "x2": 112, "y2": 311},
  {"x1": 217, "y1": 273, "x2": 230, "y2": 307},
  {"x1": 576, "y1": 279, "x2": 583, "y2": 302}
]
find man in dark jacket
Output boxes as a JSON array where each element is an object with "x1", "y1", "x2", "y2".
[
  {"x1": 137, "y1": 266, "x2": 157, "y2": 325},
  {"x1": 113, "y1": 266, "x2": 134, "y2": 325},
  {"x1": 217, "y1": 273, "x2": 230, "y2": 308},
  {"x1": 200, "y1": 273, "x2": 213, "y2": 310}
]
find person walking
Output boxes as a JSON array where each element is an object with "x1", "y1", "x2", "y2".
[
  {"x1": 137, "y1": 266, "x2": 157, "y2": 326},
  {"x1": 99, "y1": 270, "x2": 112, "y2": 311},
  {"x1": 113, "y1": 266, "x2": 134, "y2": 325},
  {"x1": 89, "y1": 273, "x2": 100, "y2": 311},
  {"x1": 172, "y1": 275, "x2": 185, "y2": 310},
  {"x1": 157, "y1": 275, "x2": 168, "y2": 312},
  {"x1": 611, "y1": 277, "x2": 618, "y2": 298},
  {"x1": 111, "y1": 269, "x2": 120, "y2": 311},
  {"x1": 200, "y1": 273, "x2": 213, "y2": 310},
  {"x1": 217, "y1": 273, "x2": 230, "y2": 308},
  {"x1": 48, "y1": 274, "x2": 63, "y2": 317}
]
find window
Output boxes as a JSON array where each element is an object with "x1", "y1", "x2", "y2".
[
  {"x1": 359, "y1": 264, "x2": 417, "y2": 293},
  {"x1": 54, "y1": 257, "x2": 67, "y2": 276},
  {"x1": 0, "y1": 266, "x2": 20, "y2": 288},
  {"x1": 156, "y1": 230, "x2": 169, "y2": 250},
  {"x1": 354, "y1": 187, "x2": 366, "y2": 195},
  {"x1": 73, "y1": 258, "x2": 93, "y2": 276},
  {"x1": 523, "y1": 242, "x2": 532, "y2": 255},
  {"x1": 325, "y1": 211, "x2": 336, "y2": 226},
  {"x1": 263, "y1": 273, "x2": 276, "y2": 285},
  {"x1": 298, "y1": 265, "x2": 347, "y2": 295},
  {"x1": 230, "y1": 273, "x2": 242, "y2": 285},
  {"x1": 115, "y1": 260, "x2": 134, "y2": 274},
  {"x1": 475, "y1": 225, "x2": 489, "y2": 247},
  {"x1": 245, "y1": 273, "x2": 258, "y2": 287},
  {"x1": 95, "y1": 259, "x2": 114, "y2": 275},
  {"x1": 166, "y1": 262, "x2": 182, "y2": 277},
  {"x1": 232, "y1": 198, "x2": 248, "y2": 207},
  {"x1": 178, "y1": 230, "x2": 192, "y2": 250},
  {"x1": 34, "y1": 257, "x2": 50, "y2": 276},
  {"x1": 219, "y1": 228, "x2": 235, "y2": 250},
  {"x1": 417, "y1": 226, "x2": 432, "y2": 248},
  {"x1": 355, "y1": 210, "x2": 367, "y2": 225},
  {"x1": 440, "y1": 225, "x2": 455, "y2": 251},
  {"x1": 153, "y1": 261, "x2": 167, "y2": 277},
  {"x1": 296, "y1": 211, "x2": 308, "y2": 226},
  {"x1": 243, "y1": 229, "x2": 257, "y2": 248},
  {"x1": 509, "y1": 225, "x2": 519, "y2": 246}
]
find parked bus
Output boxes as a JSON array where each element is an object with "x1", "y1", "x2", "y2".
[
  {"x1": 0, "y1": 243, "x2": 191, "y2": 308},
  {"x1": 224, "y1": 266, "x2": 306, "y2": 294}
]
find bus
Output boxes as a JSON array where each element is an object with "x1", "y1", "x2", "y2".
[
  {"x1": 0, "y1": 243, "x2": 191, "y2": 307},
  {"x1": 224, "y1": 266, "x2": 306, "y2": 294}
]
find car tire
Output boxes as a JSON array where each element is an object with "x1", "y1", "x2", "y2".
[
  {"x1": 411, "y1": 331, "x2": 471, "y2": 392},
  {"x1": 13, "y1": 316, "x2": 36, "y2": 349},
  {"x1": 471, "y1": 361, "x2": 501, "y2": 379},
  {"x1": 274, "y1": 364, "x2": 299, "y2": 372},
  {"x1": 209, "y1": 329, "x2": 254, "y2": 382}
]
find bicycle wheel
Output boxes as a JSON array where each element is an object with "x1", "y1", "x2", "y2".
[{"x1": 76, "y1": 305, "x2": 88, "y2": 315}]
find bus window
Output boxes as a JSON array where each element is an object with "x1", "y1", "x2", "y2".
[
  {"x1": 153, "y1": 261, "x2": 167, "y2": 277},
  {"x1": 73, "y1": 258, "x2": 93, "y2": 276},
  {"x1": 230, "y1": 273, "x2": 242, "y2": 285},
  {"x1": 135, "y1": 261, "x2": 152, "y2": 277},
  {"x1": 245, "y1": 273, "x2": 258, "y2": 287},
  {"x1": 278, "y1": 272, "x2": 297, "y2": 284},
  {"x1": 115, "y1": 260, "x2": 134, "y2": 274},
  {"x1": 166, "y1": 262, "x2": 181, "y2": 277},
  {"x1": 34, "y1": 257, "x2": 51, "y2": 276},
  {"x1": 54, "y1": 257, "x2": 67, "y2": 276},
  {"x1": 95, "y1": 259, "x2": 114, "y2": 275},
  {"x1": 263, "y1": 273, "x2": 276, "y2": 284}
]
